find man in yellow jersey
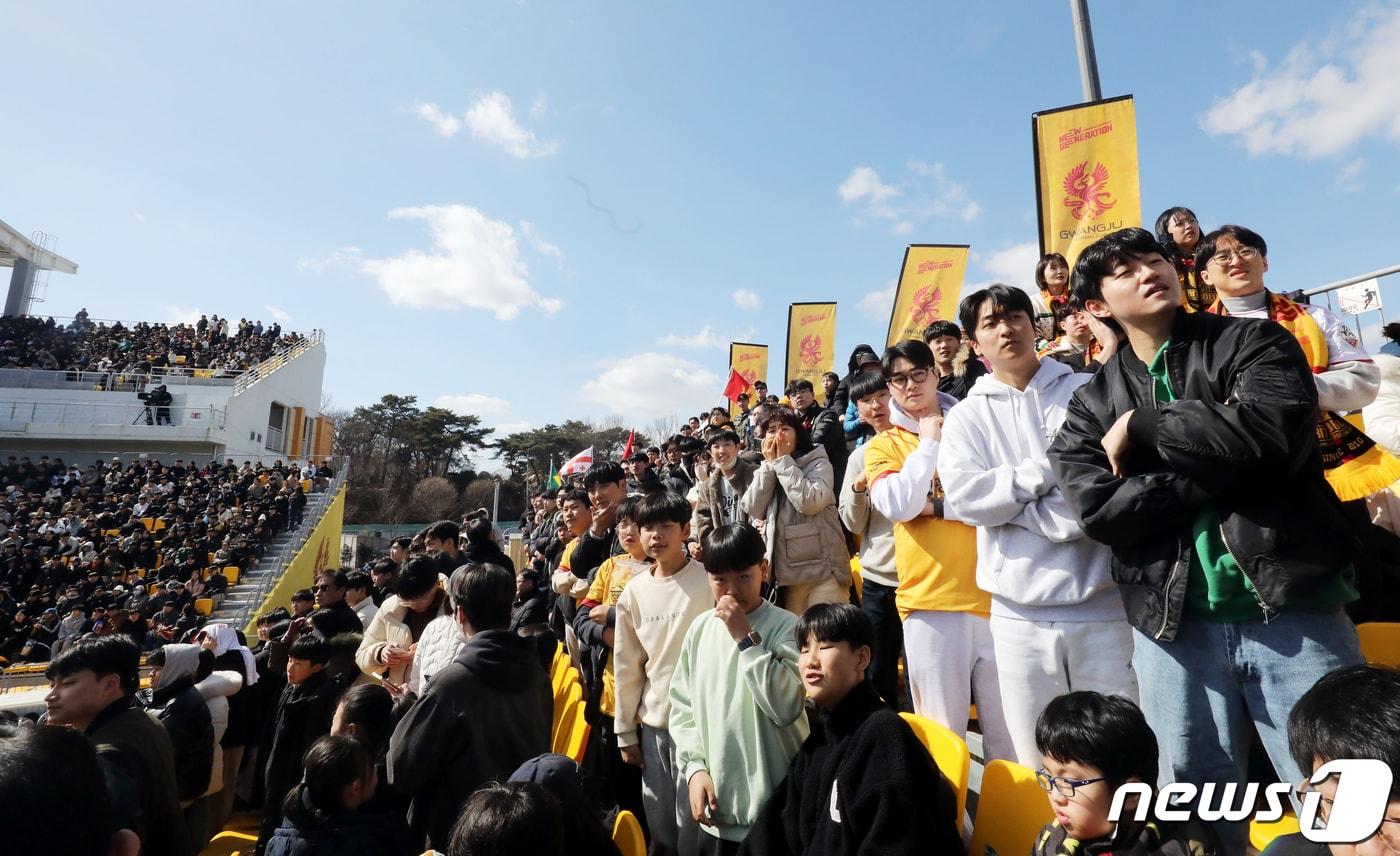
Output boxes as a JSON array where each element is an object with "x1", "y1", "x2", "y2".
[{"x1": 864, "y1": 338, "x2": 1012, "y2": 762}]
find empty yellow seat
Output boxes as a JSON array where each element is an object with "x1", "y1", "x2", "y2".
[
  {"x1": 900, "y1": 712, "x2": 971, "y2": 833},
  {"x1": 225, "y1": 566, "x2": 240, "y2": 584},
  {"x1": 968, "y1": 760, "x2": 1056, "y2": 856},
  {"x1": 195, "y1": 598, "x2": 214, "y2": 616},
  {"x1": 612, "y1": 810, "x2": 646, "y2": 856},
  {"x1": 140, "y1": 517, "x2": 155, "y2": 532},
  {"x1": 1358, "y1": 622, "x2": 1400, "y2": 668}
]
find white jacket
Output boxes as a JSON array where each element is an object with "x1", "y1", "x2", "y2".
[
  {"x1": 408, "y1": 613, "x2": 467, "y2": 696},
  {"x1": 939, "y1": 359, "x2": 1123, "y2": 621},
  {"x1": 195, "y1": 669, "x2": 243, "y2": 798},
  {"x1": 1363, "y1": 354, "x2": 1400, "y2": 459}
]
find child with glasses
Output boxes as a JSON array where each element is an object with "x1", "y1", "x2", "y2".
[{"x1": 1032, "y1": 691, "x2": 1219, "y2": 856}]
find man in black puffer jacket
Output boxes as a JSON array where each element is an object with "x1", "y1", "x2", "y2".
[
  {"x1": 1047, "y1": 228, "x2": 1362, "y2": 854},
  {"x1": 387, "y1": 563, "x2": 551, "y2": 852}
]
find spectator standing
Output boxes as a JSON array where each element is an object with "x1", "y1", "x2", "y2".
[
  {"x1": 740, "y1": 406, "x2": 851, "y2": 616},
  {"x1": 257, "y1": 635, "x2": 339, "y2": 853},
  {"x1": 138, "y1": 643, "x2": 216, "y2": 837},
  {"x1": 613, "y1": 492, "x2": 714, "y2": 856},
  {"x1": 45, "y1": 635, "x2": 188, "y2": 856},
  {"x1": 344, "y1": 570, "x2": 378, "y2": 628},
  {"x1": 837, "y1": 370, "x2": 903, "y2": 709},
  {"x1": 355, "y1": 556, "x2": 450, "y2": 692},
  {"x1": 692, "y1": 430, "x2": 757, "y2": 553},
  {"x1": 669, "y1": 523, "x2": 808, "y2": 853},
  {"x1": 387, "y1": 563, "x2": 552, "y2": 851}
]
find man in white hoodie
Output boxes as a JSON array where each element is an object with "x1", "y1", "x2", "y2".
[{"x1": 938, "y1": 284, "x2": 1137, "y2": 768}]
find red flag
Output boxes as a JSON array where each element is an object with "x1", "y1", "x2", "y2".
[
  {"x1": 722, "y1": 368, "x2": 751, "y2": 402},
  {"x1": 620, "y1": 430, "x2": 635, "y2": 462}
]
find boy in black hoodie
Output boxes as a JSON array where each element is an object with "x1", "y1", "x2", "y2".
[
  {"x1": 739, "y1": 604, "x2": 962, "y2": 856},
  {"x1": 387, "y1": 562, "x2": 552, "y2": 852},
  {"x1": 257, "y1": 635, "x2": 338, "y2": 855}
]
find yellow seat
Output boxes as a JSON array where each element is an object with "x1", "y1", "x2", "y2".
[
  {"x1": 225, "y1": 565, "x2": 240, "y2": 584},
  {"x1": 1250, "y1": 811, "x2": 1301, "y2": 852},
  {"x1": 551, "y1": 681, "x2": 582, "y2": 754},
  {"x1": 612, "y1": 809, "x2": 646, "y2": 856},
  {"x1": 140, "y1": 517, "x2": 155, "y2": 532},
  {"x1": 563, "y1": 701, "x2": 592, "y2": 764},
  {"x1": 301, "y1": 479, "x2": 312, "y2": 492},
  {"x1": 198, "y1": 829, "x2": 256, "y2": 856},
  {"x1": 208, "y1": 552, "x2": 217, "y2": 565},
  {"x1": 195, "y1": 598, "x2": 214, "y2": 616},
  {"x1": 968, "y1": 760, "x2": 1056, "y2": 856},
  {"x1": 900, "y1": 712, "x2": 971, "y2": 833},
  {"x1": 154, "y1": 518, "x2": 166, "y2": 531},
  {"x1": 175, "y1": 354, "x2": 187, "y2": 365},
  {"x1": 849, "y1": 557, "x2": 863, "y2": 602},
  {"x1": 1357, "y1": 622, "x2": 1400, "y2": 668}
]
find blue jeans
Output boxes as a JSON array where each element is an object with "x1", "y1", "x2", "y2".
[{"x1": 1132, "y1": 609, "x2": 1361, "y2": 855}]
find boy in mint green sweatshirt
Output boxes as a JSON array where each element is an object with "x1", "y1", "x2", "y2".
[{"x1": 669, "y1": 521, "x2": 809, "y2": 855}]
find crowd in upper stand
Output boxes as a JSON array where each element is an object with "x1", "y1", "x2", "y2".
[{"x1": 0, "y1": 310, "x2": 304, "y2": 377}]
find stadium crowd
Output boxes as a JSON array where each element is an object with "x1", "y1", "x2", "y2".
[
  {"x1": 0, "y1": 311, "x2": 304, "y2": 377},
  {"x1": 0, "y1": 456, "x2": 322, "y2": 663},
  {"x1": 6, "y1": 216, "x2": 1400, "y2": 856}
]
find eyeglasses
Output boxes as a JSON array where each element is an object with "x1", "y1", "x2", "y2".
[
  {"x1": 1296, "y1": 778, "x2": 1400, "y2": 854},
  {"x1": 311, "y1": 584, "x2": 332, "y2": 592},
  {"x1": 1208, "y1": 246, "x2": 1259, "y2": 267},
  {"x1": 885, "y1": 367, "x2": 931, "y2": 389},
  {"x1": 1036, "y1": 769, "x2": 1107, "y2": 798}
]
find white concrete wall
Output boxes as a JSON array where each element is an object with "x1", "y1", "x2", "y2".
[{"x1": 0, "y1": 341, "x2": 327, "y2": 459}]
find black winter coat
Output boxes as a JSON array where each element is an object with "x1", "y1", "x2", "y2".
[
  {"x1": 1048, "y1": 309, "x2": 1358, "y2": 641},
  {"x1": 138, "y1": 675, "x2": 215, "y2": 803},
  {"x1": 386, "y1": 628, "x2": 552, "y2": 851},
  {"x1": 739, "y1": 682, "x2": 963, "y2": 856},
  {"x1": 260, "y1": 670, "x2": 339, "y2": 840},
  {"x1": 264, "y1": 789, "x2": 404, "y2": 856}
]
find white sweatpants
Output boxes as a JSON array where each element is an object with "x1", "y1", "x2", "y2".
[
  {"x1": 902, "y1": 610, "x2": 1014, "y2": 763},
  {"x1": 989, "y1": 615, "x2": 1139, "y2": 768}
]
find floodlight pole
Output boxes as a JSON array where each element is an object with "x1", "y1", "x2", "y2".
[{"x1": 1070, "y1": 0, "x2": 1103, "y2": 102}]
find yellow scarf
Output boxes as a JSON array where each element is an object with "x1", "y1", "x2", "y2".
[{"x1": 1210, "y1": 291, "x2": 1400, "y2": 502}]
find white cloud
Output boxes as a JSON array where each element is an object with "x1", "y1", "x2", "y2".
[
  {"x1": 519, "y1": 220, "x2": 563, "y2": 268},
  {"x1": 492, "y1": 420, "x2": 533, "y2": 436},
  {"x1": 857, "y1": 281, "x2": 897, "y2": 321},
  {"x1": 433, "y1": 393, "x2": 513, "y2": 418},
  {"x1": 466, "y1": 91, "x2": 559, "y2": 159},
  {"x1": 731, "y1": 289, "x2": 762, "y2": 311},
  {"x1": 297, "y1": 246, "x2": 363, "y2": 274},
  {"x1": 975, "y1": 241, "x2": 1042, "y2": 292},
  {"x1": 412, "y1": 101, "x2": 463, "y2": 138},
  {"x1": 579, "y1": 352, "x2": 722, "y2": 421},
  {"x1": 839, "y1": 160, "x2": 982, "y2": 234},
  {"x1": 656, "y1": 325, "x2": 724, "y2": 350},
  {"x1": 162, "y1": 305, "x2": 203, "y2": 325},
  {"x1": 838, "y1": 165, "x2": 900, "y2": 217},
  {"x1": 1200, "y1": 6, "x2": 1400, "y2": 158},
  {"x1": 361, "y1": 204, "x2": 563, "y2": 320},
  {"x1": 263, "y1": 304, "x2": 293, "y2": 323},
  {"x1": 529, "y1": 94, "x2": 550, "y2": 119},
  {"x1": 1338, "y1": 158, "x2": 1367, "y2": 191}
]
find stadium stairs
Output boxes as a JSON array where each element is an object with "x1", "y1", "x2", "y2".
[{"x1": 209, "y1": 467, "x2": 346, "y2": 625}]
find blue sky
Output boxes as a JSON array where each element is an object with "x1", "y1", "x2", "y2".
[{"x1": 5, "y1": 0, "x2": 1399, "y2": 454}]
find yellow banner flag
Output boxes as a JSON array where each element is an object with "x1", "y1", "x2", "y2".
[
  {"x1": 728, "y1": 342, "x2": 768, "y2": 417},
  {"x1": 1033, "y1": 95, "x2": 1142, "y2": 266},
  {"x1": 785, "y1": 303, "x2": 837, "y2": 390},
  {"x1": 886, "y1": 245, "x2": 969, "y2": 347}
]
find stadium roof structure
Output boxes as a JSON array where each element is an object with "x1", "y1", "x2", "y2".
[{"x1": 2, "y1": 217, "x2": 78, "y2": 317}]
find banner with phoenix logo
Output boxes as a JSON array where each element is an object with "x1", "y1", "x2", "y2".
[
  {"x1": 785, "y1": 303, "x2": 837, "y2": 391},
  {"x1": 728, "y1": 342, "x2": 768, "y2": 417},
  {"x1": 886, "y1": 245, "x2": 969, "y2": 347},
  {"x1": 1032, "y1": 94, "x2": 1142, "y2": 266}
]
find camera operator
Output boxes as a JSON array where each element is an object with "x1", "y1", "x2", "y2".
[{"x1": 140, "y1": 384, "x2": 174, "y2": 425}]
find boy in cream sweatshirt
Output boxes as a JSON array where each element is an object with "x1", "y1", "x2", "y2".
[
  {"x1": 613, "y1": 491, "x2": 714, "y2": 856},
  {"x1": 669, "y1": 521, "x2": 809, "y2": 855}
]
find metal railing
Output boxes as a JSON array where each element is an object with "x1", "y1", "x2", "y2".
[
  {"x1": 0, "y1": 366, "x2": 237, "y2": 392},
  {"x1": 233, "y1": 330, "x2": 325, "y2": 396},
  {"x1": 0, "y1": 399, "x2": 226, "y2": 429},
  {"x1": 231, "y1": 463, "x2": 348, "y2": 626}
]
